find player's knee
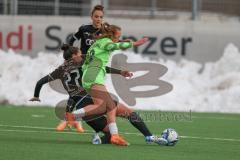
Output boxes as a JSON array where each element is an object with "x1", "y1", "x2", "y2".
[
  {"x1": 116, "y1": 104, "x2": 134, "y2": 117},
  {"x1": 93, "y1": 98, "x2": 105, "y2": 108}
]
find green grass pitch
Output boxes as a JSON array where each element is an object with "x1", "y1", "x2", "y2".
[{"x1": 0, "y1": 105, "x2": 240, "y2": 160}]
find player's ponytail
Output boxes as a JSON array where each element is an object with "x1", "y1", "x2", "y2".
[
  {"x1": 61, "y1": 44, "x2": 79, "y2": 60},
  {"x1": 61, "y1": 44, "x2": 70, "y2": 51},
  {"x1": 93, "y1": 22, "x2": 121, "y2": 40}
]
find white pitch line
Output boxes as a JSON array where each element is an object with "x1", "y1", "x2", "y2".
[
  {"x1": 191, "y1": 116, "x2": 240, "y2": 121},
  {"x1": 31, "y1": 114, "x2": 45, "y2": 118},
  {"x1": 0, "y1": 124, "x2": 56, "y2": 130},
  {"x1": 0, "y1": 124, "x2": 240, "y2": 142},
  {"x1": 180, "y1": 136, "x2": 240, "y2": 142},
  {"x1": 0, "y1": 129, "x2": 92, "y2": 135}
]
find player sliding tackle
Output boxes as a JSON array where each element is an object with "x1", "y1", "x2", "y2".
[
  {"x1": 30, "y1": 43, "x2": 167, "y2": 146},
  {"x1": 66, "y1": 4, "x2": 166, "y2": 144},
  {"x1": 65, "y1": 23, "x2": 148, "y2": 146},
  {"x1": 30, "y1": 23, "x2": 168, "y2": 145}
]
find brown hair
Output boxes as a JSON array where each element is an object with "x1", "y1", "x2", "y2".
[
  {"x1": 94, "y1": 22, "x2": 121, "y2": 40},
  {"x1": 61, "y1": 44, "x2": 79, "y2": 60},
  {"x1": 91, "y1": 5, "x2": 104, "y2": 16}
]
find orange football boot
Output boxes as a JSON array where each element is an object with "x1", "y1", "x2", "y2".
[
  {"x1": 56, "y1": 120, "x2": 67, "y2": 131},
  {"x1": 65, "y1": 112, "x2": 84, "y2": 133},
  {"x1": 110, "y1": 134, "x2": 129, "y2": 146}
]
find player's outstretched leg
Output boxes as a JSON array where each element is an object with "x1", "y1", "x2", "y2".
[{"x1": 117, "y1": 104, "x2": 167, "y2": 145}]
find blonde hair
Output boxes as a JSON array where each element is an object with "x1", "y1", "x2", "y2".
[{"x1": 94, "y1": 22, "x2": 121, "y2": 40}]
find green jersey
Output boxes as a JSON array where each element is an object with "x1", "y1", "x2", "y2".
[
  {"x1": 83, "y1": 37, "x2": 133, "y2": 71},
  {"x1": 81, "y1": 37, "x2": 133, "y2": 90}
]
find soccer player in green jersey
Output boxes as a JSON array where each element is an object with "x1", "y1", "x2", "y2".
[{"x1": 69, "y1": 22, "x2": 148, "y2": 146}]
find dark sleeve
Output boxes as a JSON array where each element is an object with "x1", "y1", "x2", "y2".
[
  {"x1": 68, "y1": 26, "x2": 84, "y2": 46},
  {"x1": 34, "y1": 68, "x2": 62, "y2": 97},
  {"x1": 49, "y1": 67, "x2": 62, "y2": 80},
  {"x1": 105, "y1": 66, "x2": 121, "y2": 74},
  {"x1": 34, "y1": 75, "x2": 51, "y2": 97}
]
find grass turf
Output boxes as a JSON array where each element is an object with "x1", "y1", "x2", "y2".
[{"x1": 0, "y1": 105, "x2": 240, "y2": 160}]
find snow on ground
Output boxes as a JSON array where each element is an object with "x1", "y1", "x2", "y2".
[{"x1": 0, "y1": 44, "x2": 240, "y2": 113}]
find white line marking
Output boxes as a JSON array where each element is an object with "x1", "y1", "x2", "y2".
[
  {"x1": 0, "y1": 124, "x2": 240, "y2": 142},
  {"x1": 0, "y1": 129, "x2": 90, "y2": 135},
  {"x1": 31, "y1": 114, "x2": 45, "y2": 118},
  {"x1": 180, "y1": 136, "x2": 240, "y2": 142},
  {"x1": 0, "y1": 124, "x2": 55, "y2": 130},
  {"x1": 191, "y1": 116, "x2": 240, "y2": 121}
]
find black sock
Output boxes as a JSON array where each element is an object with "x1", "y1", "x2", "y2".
[
  {"x1": 100, "y1": 132, "x2": 111, "y2": 144},
  {"x1": 128, "y1": 112, "x2": 152, "y2": 137}
]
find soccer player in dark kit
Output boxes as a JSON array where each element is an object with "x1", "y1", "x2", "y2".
[{"x1": 68, "y1": 5, "x2": 104, "y2": 54}]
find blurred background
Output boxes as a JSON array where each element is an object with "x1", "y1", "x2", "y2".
[
  {"x1": 0, "y1": 0, "x2": 240, "y2": 113},
  {"x1": 1, "y1": 0, "x2": 240, "y2": 18},
  {"x1": 1, "y1": 0, "x2": 240, "y2": 61}
]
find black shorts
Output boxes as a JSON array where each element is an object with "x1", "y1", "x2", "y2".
[
  {"x1": 67, "y1": 95, "x2": 117, "y2": 133},
  {"x1": 68, "y1": 95, "x2": 94, "y2": 111},
  {"x1": 68, "y1": 95, "x2": 118, "y2": 110}
]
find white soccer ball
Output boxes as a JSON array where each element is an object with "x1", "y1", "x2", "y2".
[{"x1": 161, "y1": 128, "x2": 179, "y2": 146}]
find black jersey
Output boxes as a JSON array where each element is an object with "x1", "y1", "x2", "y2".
[
  {"x1": 33, "y1": 60, "x2": 122, "y2": 98},
  {"x1": 69, "y1": 24, "x2": 100, "y2": 55},
  {"x1": 50, "y1": 61, "x2": 87, "y2": 97},
  {"x1": 34, "y1": 60, "x2": 87, "y2": 98},
  {"x1": 68, "y1": 24, "x2": 124, "y2": 73}
]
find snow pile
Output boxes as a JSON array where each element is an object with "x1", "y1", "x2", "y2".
[{"x1": 0, "y1": 44, "x2": 240, "y2": 113}]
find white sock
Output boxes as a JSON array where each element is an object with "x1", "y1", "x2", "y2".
[
  {"x1": 94, "y1": 132, "x2": 99, "y2": 137},
  {"x1": 72, "y1": 108, "x2": 85, "y2": 118},
  {"x1": 77, "y1": 119, "x2": 82, "y2": 125},
  {"x1": 108, "y1": 122, "x2": 118, "y2": 135},
  {"x1": 76, "y1": 117, "x2": 83, "y2": 122}
]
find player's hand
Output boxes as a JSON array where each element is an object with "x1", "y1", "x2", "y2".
[
  {"x1": 120, "y1": 70, "x2": 133, "y2": 78},
  {"x1": 29, "y1": 97, "x2": 41, "y2": 102},
  {"x1": 133, "y1": 37, "x2": 149, "y2": 46}
]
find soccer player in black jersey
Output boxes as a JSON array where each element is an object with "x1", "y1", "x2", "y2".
[
  {"x1": 30, "y1": 44, "x2": 167, "y2": 146},
  {"x1": 68, "y1": 5, "x2": 104, "y2": 54}
]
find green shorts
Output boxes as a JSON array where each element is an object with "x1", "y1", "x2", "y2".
[{"x1": 82, "y1": 66, "x2": 106, "y2": 92}]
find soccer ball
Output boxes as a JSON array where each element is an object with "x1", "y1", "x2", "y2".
[{"x1": 161, "y1": 128, "x2": 179, "y2": 146}]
